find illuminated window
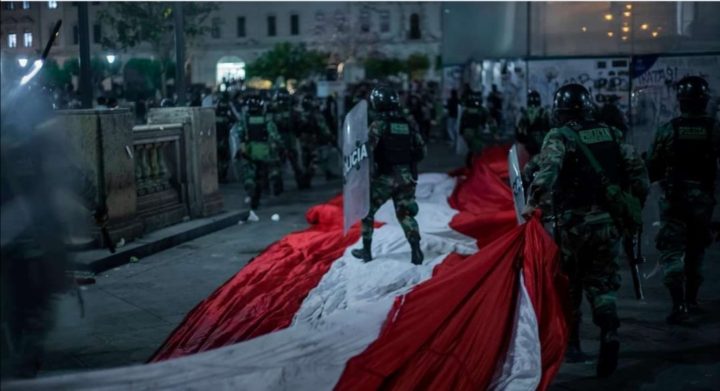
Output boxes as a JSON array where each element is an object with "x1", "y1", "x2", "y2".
[
  {"x1": 22, "y1": 1, "x2": 30, "y2": 10},
  {"x1": 8, "y1": 33, "x2": 17, "y2": 48},
  {"x1": 23, "y1": 31, "x2": 32, "y2": 47},
  {"x1": 48, "y1": 1, "x2": 57, "y2": 9}
]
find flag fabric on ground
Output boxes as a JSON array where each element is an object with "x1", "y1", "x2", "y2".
[{"x1": 5, "y1": 146, "x2": 567, "y2": 391}]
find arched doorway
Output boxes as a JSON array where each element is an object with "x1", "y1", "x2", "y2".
[{"x1": 216, "y1": 56, "x2": 245, "y2": 84}]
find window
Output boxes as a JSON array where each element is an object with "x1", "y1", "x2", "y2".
[
  {"x1": 93, "y1": 24, "x2": 101, "y2": 43},
  {"x1": 290, "y1": 14, "x2": 299, "y2": 36},
  {"x1": 48, "y1": 1, "x2": 57, "y2": 9},
  {"x1": 267, "y1": 15, "x2": 276, "y2": 36},
  {"x1": 237, "y1": 16, "x2": 246, "y2": 37},
  {"x1": 359, "y1": 9, "x2": 370, "y2": 33},
  {"x1": 4, "y1": 2, "x2": 15, "y2": 10},
  {"x1": 211, "y1": 17, "x2": 221, "y2": 39},
  {"x1": 23, "y1": 31, "x2": 32, "y2": 47},
  {"x1": 380, "y1": 11, "x2": 390, "y2": 33},
  {"x1": 8, "y1": 33, "x2": 17, "y2": 48},
  {"x1": 22, "y1": 1, "x2": 30, "y2": 9},
  {"x1": 409, "y1": 13, "x2": 421, "y2": 39},
  {"x1": 73, "y1": 24, "x2": 78, "y2": 45}
]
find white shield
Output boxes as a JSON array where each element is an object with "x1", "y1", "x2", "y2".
[
  {"x1": 508, "y1": 144, "x2": 526, "y2": 225},
  {"x1": 342, "y1": 100, "x2": 370, "y2": 234}
]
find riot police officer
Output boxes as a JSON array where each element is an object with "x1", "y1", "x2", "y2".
[
  {"x1": 237, "y1": 95, "x2": 283, "y2": 210},
  {"x1": 293, "y1": 94, "x2": 335, "y2": 188},
  {"x1": 522, "y1": 84, "x2": 648, "y2": 377},
  {"x1": 516, "y1": 90, "x2": 551, "y2": 157},
  {"x1": 646, "y1": 76, "x2": 720, "y2": 324},
  {"x1": 215, "y1": 91, "x2": 234, "y2": 183},
  {"x1": 351, "y1": 86, "x2": 426, "y2": 265},
  {"x1": 460, "y1": 91, "x2": 497, "y2": 166},
  {"x1": 270, "y1": 89, "x2": 304, "y2": 190}
]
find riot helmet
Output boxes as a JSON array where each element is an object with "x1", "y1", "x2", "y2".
[
  {"x1": 301, "y1": 95, "x2": 316, "y2": 111},
  {"x1": 274, "y1": 89, "x2": 291, "y2": 107},
  {"x1": 528, "y1": 90, "x2": 541, "y2": 108},
  {"x1": 553, "y1": 83, "x2": 593, "y2": 124},
  {"x1": 463, "y1": 92, "x2": 483, "y2": 109},
  {"x1": 676, "y1": 76, "x2": 710, "y2": 114},
  {"x1": 246, "y1": 94, "x2": 265, "y2": 115},
  {"x1": 369, "y1": 85, "x2": 400, "y2": 112}
]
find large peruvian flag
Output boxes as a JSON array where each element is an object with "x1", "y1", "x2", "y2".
[{"x1": 8, "y1": 147, "x2": 568, "y2": 391}]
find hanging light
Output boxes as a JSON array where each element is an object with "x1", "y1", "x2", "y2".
[
  {"x1": 641, "y1": 23, "x2": 649, "y2": 30},
  {"x1": 626, "y1": 4, "x2": 632, "y2": 10},
  {"x1": 18, "y1": 58, "x2": 28, "y2": 67},
  {"x1": 604, "y1": 13, "x2": 614, "y2": 21},
  {"x1": 622, "y1": 36, "x2": 628, "y2": 41},
  {"x1": 624, "y1": 11, "x2": 631, "y2": 17},
  {"x1": 622, "y1": 26, "x2": 630, "y2": 33},
  {"x1": 652, "y1": 31, "x2": 659, "y2": 37},
  {"x1": 607, "y1": 31, "x2": 614, "y2": 37},
  {"x1": 581, "y1": 26, "x2": 587, "y2": 32}
]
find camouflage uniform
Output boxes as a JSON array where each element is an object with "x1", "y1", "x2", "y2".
[
  {"x1": 461, "y1": 106, "x2": 498, "y2": 162},
  {"x1": 361, "y1": 113, "x2": 427, "y2": 244},
  {"x1": 293, "y1": 109, "x2": 334, "y2": 188},
  {"x1": 646, "y1": 114, "x2": 719, "y2": 298},
  {"x1": 527, "y1": 120, "x2": 649, "y2": 333},
  {"x1": 238, "y1": 114, "x2": 283, "y2": 209},
  {"x1": 518, "y1": 106, "x2": 551, "y2": 185},
  {"x1": 269, "y1": 105, "x2": 303, "y2": 188},
  {"x1": 215, "y1": 95, "x2": 234, "y2": 182}
]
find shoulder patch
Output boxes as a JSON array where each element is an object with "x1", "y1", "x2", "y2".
[
  {"x1": 578, "y1": 127, "x2": 613, "y2": 144},
  {"x1": 248, "y1": 116, "x2": 265, "y2": 125},
  {"x1": 677, "y1": 126, "x2": 707, "y2": 140},
  {"x1": 390, "y1": 122, "x2": 409, "y2": 135}
]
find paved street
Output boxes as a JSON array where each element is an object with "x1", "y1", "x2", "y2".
[{"x1": 39, "y1": 143, "x2": 719, "y2": 390}]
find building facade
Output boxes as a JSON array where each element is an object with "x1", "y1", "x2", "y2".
[{"x1": 1, "y1": 1, "x2": 442, "y2": 87}]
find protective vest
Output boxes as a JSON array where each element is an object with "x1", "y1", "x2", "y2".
[
  {"x1": 375, "y1": 115, "x2": 415, "y2": 171},
  {"x1": 557, "y1": 121, "x2": 624, "y2": 210},
  {"x1": 245, "y1": 115, "x2": 271, "y2": 161},
  {"x1": 461, "y1": 108, "x2": 486, "y2": 129},
  {"x1": 297, "y1": 112, "x2": 317, "y2": 135},
  {"x1": 670, "y1": 116, "x2": 716, "y2": 191}
]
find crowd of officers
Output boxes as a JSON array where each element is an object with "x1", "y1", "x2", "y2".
[
  {"x1": 213, "y1": 89, "x2": 339, "y2": 210},
  {"x1": 516, "y1": 76, "x2": 719, "y2": 378}
]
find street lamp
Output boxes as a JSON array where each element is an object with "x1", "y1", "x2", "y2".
[
  {"x1": 106, "y1": 54, "x2": 116, "y2": 64},
  {"x1": 18, "y1": 58, "x2": 28, "y2": 67}
]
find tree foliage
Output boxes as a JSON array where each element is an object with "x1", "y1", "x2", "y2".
[
  {"x1": 363, "y1": 57, "x2": 405, "y2": 79},
  {"x1": 40, "y1": 59, "x2": 70, "y2": 89},
  {"x1": 245, "y1": 43, "x2": 328, "y2": 80},
  {"x1": 98, "y1": 2, "x2": 215, "y2": 95},
  {"x1": 406, "y1": 53, "x2": 431, "y2": 78}
]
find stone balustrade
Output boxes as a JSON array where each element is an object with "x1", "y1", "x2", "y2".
[{"x1": 55, "y1": 108, "x2": 222, "y2": 249}]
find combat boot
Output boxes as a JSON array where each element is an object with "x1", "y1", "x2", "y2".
[
  {"x1": 685, "y1": 280, "x2": 704, "y2": 315},
  {"x1": 410, "y1": 240, "x2": 424, "y2": 265},
  {"x1": 666, "y1": 282, "x2": 690, "y2": 324},
  {"x1": 351, "y1": 239, "x2": 372, "y2": 262},
  {"x1": 565, "y1": 320, "x2": 591, "y2": 363},
  {"x1": 596, "y1": 328, "x2": 619, "y2": 378}
]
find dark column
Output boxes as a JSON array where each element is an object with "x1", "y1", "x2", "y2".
[
  {"x1": 78, "y1": 2, "x2": 93, "y2": 109},
  {"x1": 174, "y1": 2, "x2": 186, "y2": 106}
]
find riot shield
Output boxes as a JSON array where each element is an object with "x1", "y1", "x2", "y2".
[
  {"x1": 342, "y1": 100, "x2": 370, "y2": 234},
  {"x1": 508, "y1": 144, "x2": 526, "y2": 225}
]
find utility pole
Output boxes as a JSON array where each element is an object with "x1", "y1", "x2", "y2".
[
  {"x1": 174, "y1": 2, "x2": 186, "y2": 106},
  {"x1": 78, "y1": 2, "x2": 93, "y2": 109}
]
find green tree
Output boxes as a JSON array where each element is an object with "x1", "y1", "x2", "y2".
[
  {"x1": 98, "y1": 2, "x2": 216, "y2": 97},
  {"x1": 62, "y1": 57, "x2": 109, "y2": 85},
  {"x1": 363, "y1": 57, "x2": 405, "y2": 79},
  {"x1": 245, "y1": 42, "x2": 327, "y2": 80},
  {"x1": 406, "y1": 53, "x2": 430, "y2": 79},
  {"x1": 41, "y1": 59, "x2": 71, "y2": 89}
]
